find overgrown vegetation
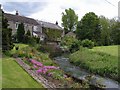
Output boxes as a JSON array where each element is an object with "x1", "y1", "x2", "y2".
[
  {"x1": 43, "y1": 28, "x2": 62, "y2": 41},
  {"x1": 61, "y1": 36, "x2": 95, "y2": 53},
  {"x1": 69, "y1": 46, "x2": 119, "y2": 82}
]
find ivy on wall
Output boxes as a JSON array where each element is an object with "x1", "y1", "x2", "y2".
[{"x1": 43, "y1": 28, "x2": 62, "y2": 41}]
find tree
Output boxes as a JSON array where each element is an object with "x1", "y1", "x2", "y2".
[
  {"x1": 26, "y1": 30, "x2": 31, "y2": 36},
  {"x1": 17, "y1": 23, "x2": 25, "y2": 42},
  {"x1": 2, "y1": 11, "x2": 14, "y2": 51},
  {"x1": 99, "y1": 16, "x2": 111, "y2": 46},
  {"x1": 62, "y1": 8, "x2": 78, "y2": 34},
  {"x1": 76, "y1": 12, "x2": 101, "y2": 45},
  {"x1": 111, "y1": 21, "x2": 120, "y2": 45}
]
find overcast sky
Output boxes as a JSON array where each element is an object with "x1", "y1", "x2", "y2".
[{"x1": 0, "y1": 0, "x2": 119, "y2": 26}]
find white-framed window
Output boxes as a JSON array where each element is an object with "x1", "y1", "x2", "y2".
[{"x1": 15, "y1": 22, "x2": 19, "y2": 29}]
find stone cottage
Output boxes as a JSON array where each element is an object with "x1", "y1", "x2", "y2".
[
  {"x1": 33, "y1": 20, "x2": 64, "y2": 42},
  {"x1": 4, "y1": 11, "x2": 64, "y2": 42},
  {"x1": 4, "y1": 11, "x2": 39, "y2": 36}
]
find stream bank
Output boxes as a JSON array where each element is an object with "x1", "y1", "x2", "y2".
[{"x1": 53, "y1": 56, "x2": 120, "y2": 90}]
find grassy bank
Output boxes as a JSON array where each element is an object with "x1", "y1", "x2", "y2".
[{"x1": 69, "y1": 46, "x2": 118, "y2": 81}]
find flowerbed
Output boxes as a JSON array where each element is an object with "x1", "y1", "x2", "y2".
[{"x1": 11, "y1": 44, "x2": 89, "y2": 88}]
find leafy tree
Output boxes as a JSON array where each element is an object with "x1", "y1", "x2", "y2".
[
  {"x1": 17, "y1": 23, "x2": 25, "y2": 42},
  {"x1": 62, "y1": 8, "x2": 78, "y2": 34},
  {"x1": 2, "y1": 11, "x2": 14, "y2": 51},
  {"x1": 61, "y1": 36, "x2": 78, "y2": 49},
  {"x1": 111, "y1": 21, "x2": 120, "y2": 45},
  {"x1": 76, "y1": 12, "x2": 101, "y2": 45},
  {"x1": 99, "y1": 16, "x2": 111, "y2": 46}
]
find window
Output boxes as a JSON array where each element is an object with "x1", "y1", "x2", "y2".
[{"x1": 15, "y1": 22, "x2": 19, "y2": 29}]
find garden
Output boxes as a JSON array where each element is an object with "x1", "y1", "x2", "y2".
[{"x1": 3, "y1": 43, "x2": 90, "y2": 88}]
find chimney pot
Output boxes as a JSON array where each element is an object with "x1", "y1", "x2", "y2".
[
  {"x1": 16, "y1": 10, "x2": 19, "y2": 15},
  {"x1": 56, "y1": 21, "x2": 58, "y2": 25}
]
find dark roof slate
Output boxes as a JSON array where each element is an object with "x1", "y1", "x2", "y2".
[
  {"x1": 37, "y1": 20, "x2": 63, "y2": 30},
  {"x1": 4, "y1": 13, "x2": 39, "y2": 25}
]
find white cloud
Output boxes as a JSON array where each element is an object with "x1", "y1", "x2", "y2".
[{"x1": 1, "y1": 0, "x2": 120, "y2": 26}]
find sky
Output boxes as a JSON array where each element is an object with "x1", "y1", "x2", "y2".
[{"x1": 0, "y1": 0, "x2": 120, "y2": 26}]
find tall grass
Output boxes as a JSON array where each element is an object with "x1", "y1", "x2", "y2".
[{"x1": 69, "y1": 46, "x2": 118, "y2": 81}]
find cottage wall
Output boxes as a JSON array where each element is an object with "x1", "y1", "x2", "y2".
[
  {"x1": 8, "y1": 21, "x2": 34, "y2": 36},
  {"x1": 8, "y1": 21, "x2": 16, "y2": 35},
  {"x1": 24, "y1": 23, "x2": 34, "y2": 36}
]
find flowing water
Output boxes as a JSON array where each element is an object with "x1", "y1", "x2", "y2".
[{"x1": 54, "y1": 56, "x2": 120, "y2": 89}]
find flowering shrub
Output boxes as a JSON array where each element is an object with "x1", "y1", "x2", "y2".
[
  {"x1": 30, "y1": 59, "x2": 43, "y2": 67},
  {"x1": 28, "y1": 59, "x2": 59, "y2": 75}
]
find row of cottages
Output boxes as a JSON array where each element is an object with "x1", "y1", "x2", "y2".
[{"x1": 4, "y1": 11, "x2": 64, "y2": 44}]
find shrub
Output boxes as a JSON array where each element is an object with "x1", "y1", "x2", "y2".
[
  {"x1": 23, "y1": 35, "x2": 37, "y2": 46},
  {"x1": 33, "y1": 36, "x2": 40, "y2": 43},
  {"x1": 81, "y1": 39, "x2": 94, "y2": 49},
  {"x1": 69, "y1": 40, "x2": 81, "y2": 53},
  {"x1": 28, "y1": 37, "x2": 37, "y2": 46}
]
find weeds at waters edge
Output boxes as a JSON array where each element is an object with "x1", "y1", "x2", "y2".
[{"x1": 69, "y1": 46, "x2": 118, "y2": 82}]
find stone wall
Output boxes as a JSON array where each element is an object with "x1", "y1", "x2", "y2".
[{"x1": 8, "y1": 21, "x2": 34, "y2": 36}]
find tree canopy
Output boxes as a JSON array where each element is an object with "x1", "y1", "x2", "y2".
[
  {"x1": 76, "y1": 12, "x2": 101, "y2": 45},
  {"x1": 62, "y1": 8, "x2": 78, "y2": 34},
  {"x1": 99, "y1": 16, "x2": 111, "y2": 45}
]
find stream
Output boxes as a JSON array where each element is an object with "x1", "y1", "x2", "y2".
[{"x1": 53, "y1": 56, "x2": 120, "y2": 90}]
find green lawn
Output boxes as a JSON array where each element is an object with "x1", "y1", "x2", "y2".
[
  {"x1": 91, "y1": 45, "x2": 119, "y2": 57},
  {"x1": 69, "y1": 45, "x2": 119, "y2": 81},
  {"x1": 2, "y1": 56, "x2": 43, "y2": 88}
]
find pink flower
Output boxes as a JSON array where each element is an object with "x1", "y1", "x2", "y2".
[
  {"x1": 43, "y1": 66, "x2": 58, "y2": 69},
  {"x1": 48, "y1": 73, "x2": 53, "y2": 76},
  {"x1": 33, "y1": 65, "x2": 38, "y2": 68},
  {"x1": 36, "y1": 69, "x2": 42, "y2": 73},
  {"x1": 31, "y1": 59, "x2": 43, "y2": 67}
]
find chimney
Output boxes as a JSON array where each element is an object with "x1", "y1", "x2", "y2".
[
  {"x1": 55, "y1": 21, "x2": 58, "y2": 25},
  {"x1": 0, "y1": 4, "x2": 1, "y2": 9},
  {"x1": 16, "y1": 10, "x2": 19, "y2": 15}
]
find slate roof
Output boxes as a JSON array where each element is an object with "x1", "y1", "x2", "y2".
[
  {"x1": 4, "y1": 13, "x2": 39, "y2": 25},
  {"x1": 66, "y1": 32, "x2": 76, "y2": 37},
  {"x1": 4, "y1": 13, "x2": 63, "y2": 30},
  {"x1": 37, "y1": 20, "x2": 63, "y2": 30}
]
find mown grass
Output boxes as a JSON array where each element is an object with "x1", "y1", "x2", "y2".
[
  {"x1": 2, "y1": 44, "x2": 44, "y2": 88},
  {"x1": 69, "y1": 46, "x2": 118, "y2": 81},
  {"x1": 2, "y1": 56, "x2": 44, "y2": 88}
]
